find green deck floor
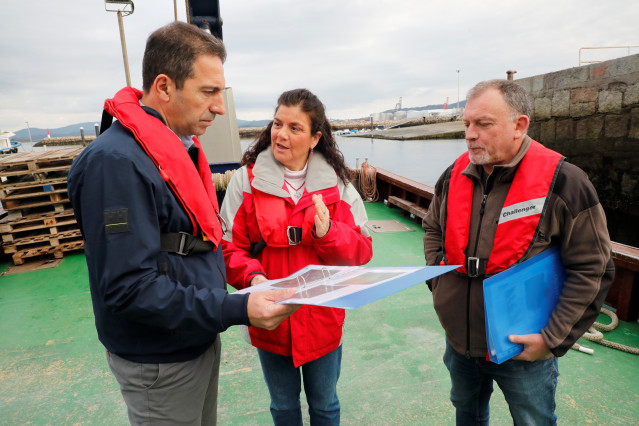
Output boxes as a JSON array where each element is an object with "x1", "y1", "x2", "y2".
[{"x1": 1, "y1": 202, "x2": 638, "y2": 424}]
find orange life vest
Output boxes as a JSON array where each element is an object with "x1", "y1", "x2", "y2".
[
  {"x1": 247, "y1": 165, "x2": 339, "y2": 246},
  {"x1": 444, "y1": 140, "x2": 563, "y2": 275},
  {"x1": 103, "y1": 87, "x2": 223, "y2": 246}
]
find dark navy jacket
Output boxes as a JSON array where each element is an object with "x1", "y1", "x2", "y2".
[{"x1": 67, "y1": 108, "x2": 250, "y2": 363}]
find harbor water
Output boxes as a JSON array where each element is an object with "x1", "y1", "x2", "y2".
[{"x1": 242, "y1": 136, "x2": 468, "y2": 187}]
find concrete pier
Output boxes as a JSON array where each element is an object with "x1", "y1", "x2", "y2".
[{"x1": 345, "y1": 121, "x2": 465, "y2": 141}]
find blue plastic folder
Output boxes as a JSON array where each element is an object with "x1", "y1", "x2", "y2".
[{"x1": 483, "y1": 247, "x2": 565, "y2": 364}]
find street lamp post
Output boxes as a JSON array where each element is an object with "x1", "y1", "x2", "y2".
[
  {"x1": 456, "y1": 69, "x2": 460, "y2": 115},
  {"x1": 25, "y1": 121, "x2": 33, "y2": 143},
  {"x1": 105, "y1": 1, "x2": 135, "y2": 87}
]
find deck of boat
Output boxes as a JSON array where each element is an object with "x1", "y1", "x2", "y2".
[{"x1": 1, "y1": 202, "x2": 638, "y2": 424}]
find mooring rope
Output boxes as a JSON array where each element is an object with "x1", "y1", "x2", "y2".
[
  {"x1": 358, "y1": 160, "x2": 378, "y2": 202},
  {"x1": 212, "y1": 169, "x2": 236, "y2": 192},
  {"x1": 572, "y1": 307, "x2": 639, "y2": 355}
]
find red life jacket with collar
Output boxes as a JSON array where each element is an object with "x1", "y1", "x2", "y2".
[
  {"x1": 247, "y1": 165, "x2": 339, "y2": 246},
  {"x1": 103, "y1": 87, "x2": 223, "y2": 246},
  {"x1": 245, "y1": 164, "x2": 345, "y2": 367},
  {"x1": 444, "y1": 140, "x2": 563, "y2": 275}
]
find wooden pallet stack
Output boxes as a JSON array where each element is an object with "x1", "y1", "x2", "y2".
[{"x1": 0, "y1": 147, "x2": 85, "y2": 265}]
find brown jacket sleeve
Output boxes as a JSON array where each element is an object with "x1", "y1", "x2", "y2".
[
  {"x1": 540, "y1": 163, "x2": 614, "y2": 357},
  {"x1": 423, "y1": 166, "x2": 452, "y2": 268}
]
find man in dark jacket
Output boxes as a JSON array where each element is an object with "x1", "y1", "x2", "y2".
[
  {"x1": 423, "y1": 79, "x2": 613, "y2": 425},
  {"x1": 67, "y1": 22, "x2": 297, "y2": 425}
]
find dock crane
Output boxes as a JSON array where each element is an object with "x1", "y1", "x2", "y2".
[{"x1": 393, "y1": 97, "x2": 402, "y2": 113}]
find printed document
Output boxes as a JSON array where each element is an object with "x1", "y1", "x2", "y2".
[{"x1": 236, "y1": 264, "x2": 458, "y2": 309}]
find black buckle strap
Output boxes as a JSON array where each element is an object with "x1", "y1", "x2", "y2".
[
  {"x1": 249, "y1": 239, "x2": 267, "y2": 258},
  {"x1": 466, "y1": 256, "x2": 488, "y2": 278},
  {"x1": 287, "y1": 226, "x2": 302, "y2": 245},
  {"x1": 248, "y1": 227, "x2": 302, "y2": 257},
  {"x1": 99, "y1": 109, "x2": 113, "y2": 135},
  {"x1": 160, "y1": 232, "x2": 214, "y2": 255}
]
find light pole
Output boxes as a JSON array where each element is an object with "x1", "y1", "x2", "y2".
[
  {"x1": 105, "y1": 1, "x2": 134, "y2": 87},
  {"x1": 25, "y1": 121, "x2": 33, "y2": 143},
  {"x1": 456, "y1": 69, "x2": 460, "y2": 115}
]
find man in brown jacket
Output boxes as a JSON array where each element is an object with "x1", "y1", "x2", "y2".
[{"x1": 423, "y1": 79, "x2": 614, "y2": 425}]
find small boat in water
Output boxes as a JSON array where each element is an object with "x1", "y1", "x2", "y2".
[{"x1": 0, "y1": 130, "x2": 21, "y2": 154}]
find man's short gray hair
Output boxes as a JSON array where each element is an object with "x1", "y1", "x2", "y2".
[{"x1": 466, "y1": 79, "x2": 532, "y2": 119}]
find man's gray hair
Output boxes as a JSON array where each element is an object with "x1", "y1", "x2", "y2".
[{"x1": 466, "y1": 79, "x2": 532, "y2": 119}]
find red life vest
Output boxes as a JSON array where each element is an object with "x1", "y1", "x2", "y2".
[
  {"x1": 444, "y1": 140, "x2": 563, "y2": 275},
  {"x1": 244, "y1": 165, "x2": 346, "y2": 366},
  {"x1": 103, "y1": 87, "x2": 223, "y2": 246},
  {"x1": 247, "y1": 165, "x2": 339, "y2": 246}
]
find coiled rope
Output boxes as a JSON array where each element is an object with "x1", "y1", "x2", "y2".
[
  {"x1": 358, "y1": 160, "x2": 378, "y2": 202},
  {"x1": 571, "y1": 307, "x2": 639, "y2": 355},
  {"x1": 212, "y1": 169, "x2": 236, "y2": 192}
]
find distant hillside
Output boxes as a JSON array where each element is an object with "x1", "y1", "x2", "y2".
[
  {"x1": 380, "y1": 100, "x2": 467, "y2": 115},
  {"x1": 13, "y1": 122, "x2": 100, "y2": 141},
  {"x1": 11, "y1": 119, "x2": 271, "y2": 141}
]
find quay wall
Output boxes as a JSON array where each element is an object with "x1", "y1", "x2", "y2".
[{"x1": 516, "y1": 54, "x2": 639, "y2": 244}]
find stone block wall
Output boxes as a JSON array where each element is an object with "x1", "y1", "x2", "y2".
[{"x1": 516, "y1": 54, "x2": 639, "y2": 244}]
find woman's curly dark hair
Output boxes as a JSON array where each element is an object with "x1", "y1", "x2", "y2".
[{"x1": 241, "y1": 88, "x2": 350, "y2": 183}]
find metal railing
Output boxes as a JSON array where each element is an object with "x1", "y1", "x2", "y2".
[{"x1": 579, "y1": 46, "x2": 639, "y2": 66}]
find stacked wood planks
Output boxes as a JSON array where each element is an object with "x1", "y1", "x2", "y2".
[{"x1": 0, "y1": 148, "x2": 85, "y2": 265}]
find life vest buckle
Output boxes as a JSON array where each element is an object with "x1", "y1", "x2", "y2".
[
  {"x1": 160, "y1": 231, "x2": 215, "y2": 255},
  {"x1": 176, "y1": 231, "x2": 190, "y2": 255},
  {"x1": 467, "y1": 256, "x2": 480, "y2": 278},
  {"x1": 287, "y1": 226, "x2": 303, "y2": 245}
]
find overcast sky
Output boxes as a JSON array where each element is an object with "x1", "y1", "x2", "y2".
[{"x1": 1, "y1": 0, "x2": 637, "y2": 132}]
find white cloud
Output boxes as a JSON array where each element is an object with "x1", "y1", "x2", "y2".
[{"x1": 1, "y1": 0, "x2": 638, "y2": 131}]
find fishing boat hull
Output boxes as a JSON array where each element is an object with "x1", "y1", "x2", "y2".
[{"x1": 0, "y1": 140, "x2": 21, "y2": 154}]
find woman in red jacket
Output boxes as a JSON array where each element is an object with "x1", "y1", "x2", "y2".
[{"x1": 220, "y1": 88, "x2": 373, "y2": 425}]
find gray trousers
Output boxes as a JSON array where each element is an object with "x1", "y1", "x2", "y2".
[{"x1": 107, "y1": 336, "x2": 221, "y2": 426}]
